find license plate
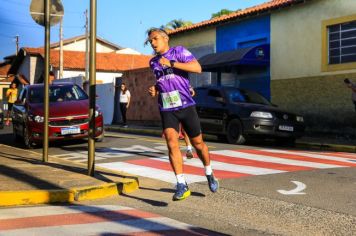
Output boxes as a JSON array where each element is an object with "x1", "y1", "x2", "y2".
[
  {"x1": 61, "y1": 127, "x2": 80, "y2": 135},
  {"x1": 279, "y1": 125, "x2": 294, "y2": 132}
]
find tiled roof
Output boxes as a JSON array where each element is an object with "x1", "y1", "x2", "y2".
[
  {"x1": 0, "y1": 64, "x2": 11, "y2": 77},
  {"x1": 23, "y1": 48, "x2": 152, "y2": 72},
  {"x1": 50, "y1": 35, "x2": 124, "y2": 50},
  {"x1": 168, "y1": 0, "x2": 308, "y2": 35}
]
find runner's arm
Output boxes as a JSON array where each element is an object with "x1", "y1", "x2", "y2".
[{"x1": 160, "y1": 57, "x2": 202, "y2": 73}]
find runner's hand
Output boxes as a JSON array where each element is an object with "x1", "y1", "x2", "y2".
[
  {"x1": 148, "y1": 86, "x2": 157, "y2": 97},
  {"x1": 159, "y1": 56, "x2": 170, "y2": 67}
]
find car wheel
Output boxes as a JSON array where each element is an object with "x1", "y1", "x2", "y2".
[
  {"x1": 226, "y1": 119, "x2": 246, "y2": 144},
  {"x1": 23, "y1": 125, "x2": 34, "y2": 149}
]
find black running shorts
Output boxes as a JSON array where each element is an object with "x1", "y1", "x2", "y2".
[{"x1": 160, "y1": 105, "x2": 201, "y2": 138}]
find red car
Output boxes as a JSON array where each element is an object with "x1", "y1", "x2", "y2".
[{"x1": 12, "y1": 82, "x2": 104, "y2": 148}]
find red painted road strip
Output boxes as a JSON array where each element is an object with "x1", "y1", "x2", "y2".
[
  {"x1": 208, "y1": 153, "x2": 313, "y2": 172},
  {"x1": 238, "y1": 149, "x2": 356, "y2": 167},
  {"x1": 126, "y1": 159, "x2": 251, "y2": 179},
  {"x1": 0, "y1": 209, "x2": 159, "y2": 231}
]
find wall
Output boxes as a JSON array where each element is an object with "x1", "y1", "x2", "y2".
[
  {"x1": 271, "y1": 72, "x2": 356, "y2": 136},
  {"x1": 61, "y1": 70, "x2": 122, "y2": 84},
  {"x1": 270, "y1": 0, "x2": 356, "y2": 136},
  {"x1": 122, "y1": 68, "x2": 161, "y2": 125},
  {"x1": 216, "y1": 15, "x2": 271, "y2": 99},
  {"x1": 216, "y1": 15, "x2": 270, "y2": 52},
  {"x1": 169, "y1": 28, "x2": 215, "y2": 50},
  {"x1": 271, "y1": 0, "x2": 356, "y2": 80},
  {"x1": 58, "y1": 39, "x2": 117, "y2": 53},
  {"x1": 169, "y1": 28, "x2": 216, "y2": 87}
]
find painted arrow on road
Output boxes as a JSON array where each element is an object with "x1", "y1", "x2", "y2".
[{"x1": 277, "y1": 181, "x2": 306, "y2": 195}]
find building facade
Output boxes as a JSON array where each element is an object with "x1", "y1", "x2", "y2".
[{"x1": 167, "y1": 0, "x2": 356, "y2": 135}]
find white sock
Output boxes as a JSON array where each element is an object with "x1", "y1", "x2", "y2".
[
  {"x1": 176, "y1": 174, "x2": 186, "y2": 184},
  {"x1": 186, "y1": 145, "x2": 192, "y2": 151},
  {"x1": 205, "y1": 165, "x2": 213, "y2": 175}
]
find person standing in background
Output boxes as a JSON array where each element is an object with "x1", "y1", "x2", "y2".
[
  {"x1": 344, "y1": 78, "x2": 356, "y2": 111},
  {"x1": 119, "y1": 83, "x2": 131, "y2": 128},
  {"x1": 5, "y1": 82, "x2": 18, "y2": 126}
]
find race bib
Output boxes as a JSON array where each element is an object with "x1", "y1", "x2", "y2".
[{"x1": 161, "y1": 90, "x2": 182, "y2": 109}]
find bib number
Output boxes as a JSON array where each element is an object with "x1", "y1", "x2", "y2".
[{"x1": 161, "y1": 90, "x2": 182, "y2": 109}]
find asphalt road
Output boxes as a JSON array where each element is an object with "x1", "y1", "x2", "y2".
[{"x1": 1, "y1": 125, "x2": 355, "y2": 235}]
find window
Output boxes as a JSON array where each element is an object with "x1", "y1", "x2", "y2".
[
  {"x1": 322, "y1": 14, "x2": 356, "y2": 72},
  {"x1": 328, "y1": 20, "x2": 356, "y2": 64}
]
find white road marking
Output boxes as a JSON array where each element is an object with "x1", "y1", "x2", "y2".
[{"x1": 277, "y1": 181, "x2": 307, "y2": 195}]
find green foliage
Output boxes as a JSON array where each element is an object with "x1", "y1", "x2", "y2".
[{"x1": 211, "y1": 9, "x2": 236, "y2": 19}]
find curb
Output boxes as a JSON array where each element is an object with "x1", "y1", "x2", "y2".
[
  {"x1": 296, "y1": 141, "x2": 356, "y2": 153},
  {"x1": 106, "y1": 126, "x2": 161, "y2": 136},
  {"x1": 0, "y1": 179, "x2": 139, "y2": 207}
]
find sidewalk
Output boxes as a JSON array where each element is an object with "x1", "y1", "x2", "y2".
[
  {"x1": 106, "y1": 124, "x2": 356, "y2": 153},
  {"x1": 0, "y1": 144, "x2": 139, "y2": 207}
]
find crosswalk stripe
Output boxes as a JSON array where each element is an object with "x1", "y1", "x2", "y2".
[
  {"x1": 208, "y1": 153, "x2": 313, "y2": 172},
  {"x1": 126, "y1": 158, "x2": 251, "y2": 179},
  {"x1": 155, "y1": 156, "x2": 286, "y2": 175},
  {"x1": 211, "y1": 150, "x2": 343, "y2": 169},
  {"x1": 0, "y1": 206, "x2": 206, "y2": 236},
  {"x1": 239, "y1": 149, "x2": 356, "y2": 167},
  {"x1": 97, "y1": 162, "x2": 206, "y2": 184},
  {"x1": 259, "y1": 149, "x2": 356, "y2": 165}
]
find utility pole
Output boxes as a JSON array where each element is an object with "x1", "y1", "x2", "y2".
[
  {"x1": 15, "y1": 35, "x2": 19, "y2": 55},
  {"x1": 85, "y1": 9, "x2": 89, "y2": 85},
  {"x1": 59, "y1": 16, "x2": 64, "y2": 79},
  {"x1": 88, "y1": 0, "x2": 97, "y2": 176}
]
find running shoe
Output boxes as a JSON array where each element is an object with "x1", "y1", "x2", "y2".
[
  {"x1": 186, "y1": 149, "x2": 194, "y2": 159},
  {"x1": 206, "y1": 174, "x2": 219, "y2": 193},
  {"x1": 172, "y1": 183, "x2": 191, "y2": 201}
]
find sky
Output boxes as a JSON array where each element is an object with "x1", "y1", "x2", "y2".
[{"x1": 0, "y1": 0, "x2": 267, "y2": 61}]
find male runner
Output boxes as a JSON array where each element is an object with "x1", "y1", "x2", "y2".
[{"x1": 146, "y1": 28, "x2": 219, "y2": 201}]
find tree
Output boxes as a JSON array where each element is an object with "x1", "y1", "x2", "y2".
[
  {"x1": 211, "y1": 9, "x2": 236, "y2": 19},
  {"x1": 165, "y1": 19, "x2": 193, "y2": 30}
]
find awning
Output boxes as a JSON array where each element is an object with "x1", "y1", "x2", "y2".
[{"x1": 198, "y1": 44, "x2": 270, "y2": 72}]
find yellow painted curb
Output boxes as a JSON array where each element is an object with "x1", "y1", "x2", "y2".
[
  {"x1": 0, "y1": 179, "x2": 139, "y2": 207},
  {"x1": 0, "y1": 190, "x2": 74, "y2": 206}
]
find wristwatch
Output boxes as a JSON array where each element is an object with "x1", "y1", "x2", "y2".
[{"x1": 169, "y1": 60, "x2": 176, "y2": 68}]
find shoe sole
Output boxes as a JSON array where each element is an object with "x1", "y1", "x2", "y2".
[
  {"x1": 209, "y1": 178, "x2": 219, "y2": 193},
  {"x1": 172, "y1": 189, "x2": 191, "y2": 201}
]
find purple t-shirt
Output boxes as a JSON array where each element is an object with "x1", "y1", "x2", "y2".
[{"x1": 149, "y1": 46, "x2": 196, "y2": 112}]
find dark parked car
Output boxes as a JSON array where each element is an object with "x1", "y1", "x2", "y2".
[
  {"x1": 12, "y1": 82, "x2": 104, "y2": 148},
  {"x1": 194, "y1": 86, "x2": 305, "y2": 144}
]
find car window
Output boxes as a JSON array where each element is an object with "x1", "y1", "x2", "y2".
[
  {"x1": 206, "y1": 89, "x2": 223, "y2": 104},
  {"x1": 29, "y1": 88, "x2": 43, "y2": 103},
  {"x1": 240, "y1": 90, "x2": 271, "y2": 105},
  {"x1": 19, "y1": 89, "x2": 27, "y2": 103},
  {"x1": 226, "y1": 88, "x2": 271, "y2": 105},
  {"x1": 228, "y1": 91, "x2": 246, "y2": 103},
  {"x1": 29, "y1": 84, "x2": 88, "y2": 103},
  {"x1": 207, "y1": 89, "x2": 222, "y2": 98}
]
